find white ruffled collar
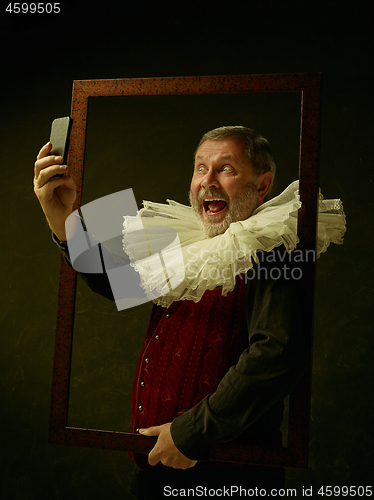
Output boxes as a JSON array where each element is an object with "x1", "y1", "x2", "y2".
[{"x1": 123, "y1": 180, "x2": 346, "y2": 308}]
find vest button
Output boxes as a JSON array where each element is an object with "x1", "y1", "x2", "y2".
[
  {"x1": 145, "y1": 358, "x2": 150, "y2": 364},
  {"x1": 155, "y1": 335, "x2": 160, "y2": 340},
  {"x1": 138, "y1": 405, "x2": 143, "y2": 411},
  {"x1": 140, "y1": 381, "x2": 146, "y2": 387},
  {"x1": 165, "y1": 313, "x2": 171, "y2": 319}
]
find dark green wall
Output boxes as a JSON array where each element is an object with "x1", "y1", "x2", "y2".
[{"x1": 1, "y1": 1, "x2": 373, "y2": 498}]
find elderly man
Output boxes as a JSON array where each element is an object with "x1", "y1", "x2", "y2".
[{"x1": 34, "y1": 126, "x2": 308, "y2": 498}]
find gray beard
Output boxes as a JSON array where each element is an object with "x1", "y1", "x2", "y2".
[{"x1": 189, "y1": 182, "x2": 258, "y2": 237}]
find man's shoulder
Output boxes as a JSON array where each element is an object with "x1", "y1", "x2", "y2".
[{"x1": 245, "y1": 247, "x2": 314, "y2": 284}]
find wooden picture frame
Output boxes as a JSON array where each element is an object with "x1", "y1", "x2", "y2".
[{"x1": 49, "y1": 73, "x2": 321, "y2": 468}]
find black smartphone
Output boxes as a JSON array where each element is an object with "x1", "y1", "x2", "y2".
[{"x1": 49, "y1": 117, "x2": 72, "y2": 175}]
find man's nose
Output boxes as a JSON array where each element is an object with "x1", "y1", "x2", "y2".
[{"x1": 201, "y1": 170, "x2": 219, "y2": 189}]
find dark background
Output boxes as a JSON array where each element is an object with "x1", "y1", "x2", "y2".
[
  {"x1": 69, "y1": 91, "x2": 302, "y2": 434},
  {"x1": 1, "y1": 1, "x2": 373, "y2": 498}
]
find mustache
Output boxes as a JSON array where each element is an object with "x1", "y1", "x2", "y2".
[{"x1": 197, "y1": 189, "x2": 229, "y2": 204}]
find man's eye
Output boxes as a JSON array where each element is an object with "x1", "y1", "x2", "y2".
[
  {"x1": 198, "y1": 166, "x2": 206, "y2": 172},
  {"x1": 223, "y1": 166, "x2": 232, "y2": 171}
]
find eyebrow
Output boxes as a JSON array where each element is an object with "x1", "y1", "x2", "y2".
[{"x1": 195, "y1": 154, "x2": 235, "y2": 162}]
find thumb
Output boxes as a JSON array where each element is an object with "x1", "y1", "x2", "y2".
[{"x1": 138, "y1": 425, "x2": 163, "y2": 437}]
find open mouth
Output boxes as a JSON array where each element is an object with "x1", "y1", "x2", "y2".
[{"x1": 203, "y1": 199, "x2": 228, "y2": 216}]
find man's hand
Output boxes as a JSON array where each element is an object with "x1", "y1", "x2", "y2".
[
  {"x1": 139, "y1": 422, "x2": 197, "y2": 469},
  {"x1": 34, "y1": 142, "x2": 77, "y2": 241}
]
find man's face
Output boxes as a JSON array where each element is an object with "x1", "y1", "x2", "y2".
[{"x1": 189, "y1": 138, "x2": 260, "y2": 237}]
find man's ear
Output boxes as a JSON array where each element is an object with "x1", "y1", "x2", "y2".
[{"x1": 256, "y1": 171, "x2": 273, "y2": 203}]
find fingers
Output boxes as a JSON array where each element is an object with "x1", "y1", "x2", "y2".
[
  {"x1": 148, "y1": 441, "x2": 197, "y2": 469},
  {"x1": 138, "y1": 425, "x2": 161, "y2": 437},
  {"x1": 36, "y1": 141, "x2": 52, "y2": 161},
  {"x1": 148, "y1": 446, "x2": 161, "y2": 467},
  {"x1": 140, "y1": 423, "x2": 197, "y2": 469},
  {"x1": 34, "y1": 160, "x2": 68, "y2": 188},
  {"x1": 34, "y1": 173, "x2": 76, "y2": 204},
  {"x1": 139, "y1": 425, "x2": 165, "y2": 466},
  {"x1": 35, "y1": 141, "x2": 68, "y2": 181},
  {"x1": 36, "y1": 171, "x2": 74, "y2": 191},
  {"x1": 33, "y1": 142, "x2": 76, "y2": 199},
  {"x1": 34, "y1": 140, "x2": 68, "y2": 190},
  {"x1": 34, "y1": 153, "x2": 64, "y2": 179}
]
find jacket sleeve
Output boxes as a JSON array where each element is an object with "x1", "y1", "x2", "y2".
[
  {"x1": 170, "y1": 250, "x2": 310, "y2": 460},
  {"x1": 52, "y1": 232, "x2": 123, "y2": 301}
]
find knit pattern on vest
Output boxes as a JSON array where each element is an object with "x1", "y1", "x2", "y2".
[{"x1": 131, "y1": 276, "x2": 248, "y2": 468}]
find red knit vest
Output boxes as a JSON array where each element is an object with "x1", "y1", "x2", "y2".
[{"x1": 130, "y1": 275, "x2": 249, "y2": 468}]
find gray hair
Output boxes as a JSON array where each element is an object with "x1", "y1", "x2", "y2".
[{"x1": 196, "y1": 126, "x2": 276, "y2": 179}]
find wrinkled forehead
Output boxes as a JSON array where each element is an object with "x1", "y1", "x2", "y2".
[{"x1": 194, "y1": 137, "x2": 247, "y2": 160}]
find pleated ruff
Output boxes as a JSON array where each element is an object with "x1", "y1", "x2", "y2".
[{"x1": 122, "y1": 180, "x2": 346, "y2": 307}]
